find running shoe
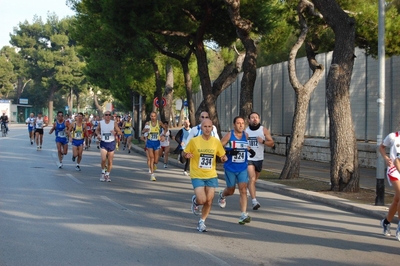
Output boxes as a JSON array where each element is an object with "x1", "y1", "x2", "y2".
[
  {"x1": 197, "y1": 220, "x2": 207, "y2": 232},
  {"x1": 37, "y1": 146, "x2": 40, "y2": 151},
  {"x1": 252, "y1": 201, "x2": 261, "y2": 210},
  {"x1": 105, "y1": 173, "x2": 111, "y2": 182},
  {"x1": 164, "y1": 164, "x2": 167, "y2": 168},
  {"x1": 100, "y1": 173, "x2": 106, "y2": 182},
  {"x1": 72, "y1": 156, "x2": 76, "y2": 162},
  {"x1": 150, "y1": 174, "x2": 156, "y2": 181},
  {"x1": 183, "y1": 171, "x2": 189, "y2": 176},
  {"x1": 31, "y1": 140, "x2": 33, "y2": 145},
  {"x1": 381, "y1": 219, "x2": 391, "y2": 236},
  {"x1": 218, "y1": 190, "x2": 226, "y2": 208},
  {"x1": 191, "y1": 195, "x2": 201, "y2": 216},
  {"x1": 128, "y1": 150, "x2": 131, "y2": 153},
  {"x1": 123, "y1": 146, "x2": 126, "y2": 150},
  {"x1": 75, "y1": 165, "x2": 81, "y2": 171},
  {"x1": 239, "y1": 214, "x2": 251, "y2": 225},
  {"x1": 396, "y1": 225, "x2": 400, "y2": 241},
  {"x1": 39, "y1": 146, "x2": 42, "y2": 150},
  {"x1": 58, "y1": 162, "x2": 63, "y2": 169}
]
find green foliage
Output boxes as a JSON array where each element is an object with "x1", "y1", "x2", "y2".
[{"x1": 0, "y1": 52, "x2": 16, "y2": 97}]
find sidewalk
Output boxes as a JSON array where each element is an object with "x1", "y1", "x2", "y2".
[{"x1": 130, "y1": 142, "x2": 394, "y2": 222}]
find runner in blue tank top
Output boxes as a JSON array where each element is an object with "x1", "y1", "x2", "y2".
[
  {"x1": 218, "y1": 116, "x2": 256, "y2": 225},
  {"x1": 49, "y1": 111, "x2": 70, "y2": 169}
]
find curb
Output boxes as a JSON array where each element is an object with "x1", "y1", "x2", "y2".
[{"x1": 130, "y1": 144, "x2": 394, "y2": 223}]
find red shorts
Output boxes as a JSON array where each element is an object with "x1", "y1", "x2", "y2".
[{"x1": 387, "y1": 166, "x2": 400, "y2": 182}]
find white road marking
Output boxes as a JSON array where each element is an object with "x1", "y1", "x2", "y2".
[
  {"x1": 66, "y1": 173, "x2": 84, "y2": 184},
  {"x1": 100, "y1": 196, "x2": 135, "y2": 215}
]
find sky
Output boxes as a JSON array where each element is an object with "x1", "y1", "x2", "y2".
[{"x1": 0, "y1": 0, "x2": 76, "y2": 48}]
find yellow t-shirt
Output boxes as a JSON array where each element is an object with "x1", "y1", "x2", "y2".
[
  {"x1": 124, "y1": 122, "x2": 132, "y2": 134},
  {"x1": 148, "y1": 121, "x2": 160, "y2": 141},
  {"x1": 72, "y1": 123, "x2": 84, "y2": 140},
  {"x1": 184, "y1": 136, "x2": 225, "y2": 179}
]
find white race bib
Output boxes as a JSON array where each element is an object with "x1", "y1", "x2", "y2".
[
  {"x1": 232, "y1": 151, "x2": 245, "y2": 163},
  {"x1": 198, "y1": 154, "x2": 213, "y2": 169}
]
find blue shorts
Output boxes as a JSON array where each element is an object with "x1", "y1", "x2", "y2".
[
  {"x1": 146, "y1": 140, "x2": 160, "y2": 150},
  {"x1": 72, "y1": 139, "x2": 84, "y2": 147},
  {"x1": 100, "y1": 141, "x2": 116, "y2": 152},
  {"x1": 56, "y1": 137, "x2": 68, "y2": 145},
  {"x1": 191, "y1": 177, "x2": 218, "y2": 189},
  {"x1": 124, "y1": 134, "x2": 132, "y2": 138},
  {"x1": 224, "y1": 169, "x2": 248, "y2": 188},
  {"x1": 28, "y1": 126, "x2": 34, "y2": 132}
]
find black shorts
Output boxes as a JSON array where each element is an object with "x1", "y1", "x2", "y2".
[
  {"x1": 248, "y1": 160, "x2": 263, "y2": 173},
  {"x1": 35, "y1": 128, "x2": 44, "y2": 135}
]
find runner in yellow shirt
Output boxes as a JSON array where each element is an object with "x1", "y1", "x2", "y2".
[{"x1": 183, "y1": 118, "x2": 227, "y2": 232}]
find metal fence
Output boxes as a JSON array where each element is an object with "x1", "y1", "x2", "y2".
[{"x1": 193, "y1": 48, "x2": 400, "y2": 142}]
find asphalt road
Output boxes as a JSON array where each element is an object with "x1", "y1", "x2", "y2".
[{"x1": 1, "y1": 124, "x2": 399, "y2": 266}]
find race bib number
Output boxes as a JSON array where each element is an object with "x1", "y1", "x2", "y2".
[
  {"x1": 198, "y1": 154, "x2": 213, "y2": 169},
  {"x1": 150, "y1": 133, "x2": 158, "y2": 140},
  {"x1": 58, "y1": 130, "x2": 66, "y2": 137},
  {"x1": 232, "y1": 151, "x2": 245, "y2": 163},
  {"x1": 86, "y1": 126, "x2": 91, "y2": 130},
  {"x1": 75, "y1": 132, "x2": 82, "y2": 139},
  {"x1": 248, "y1": 137, "x2": 258, "y2": 148},
  {"x1": 37, "y1": 122, "x2": 43, "y2": 128},
  {"x1": 103, "y1": 133, "x2": 111, "y2": 141}
]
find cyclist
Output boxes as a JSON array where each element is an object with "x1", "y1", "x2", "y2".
[{"x1": 0, "y1": 112, "x2": 9, "y2": 133}]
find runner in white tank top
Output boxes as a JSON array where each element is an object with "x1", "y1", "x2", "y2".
[{"x1": 244, "y1": 111, "x2": 274, "y2": 210}]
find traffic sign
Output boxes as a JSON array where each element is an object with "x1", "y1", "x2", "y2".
[{"x1": 154, "y1": 97, "x2": 167, "y2": 108}]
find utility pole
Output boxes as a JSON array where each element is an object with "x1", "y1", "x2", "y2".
[{"x1": 375, "y1": 0, "x2": 385, "y2": 206}]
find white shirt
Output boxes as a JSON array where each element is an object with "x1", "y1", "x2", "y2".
[
  {"x1": 100, "y1": 120, "x2": 116, "y2": 142},
  {"x1": 245, "y1": 126, "x2": 265, "y2": 161},
  {"x1": 186, "y1": 124, "x2": 219, "y2": 144}
]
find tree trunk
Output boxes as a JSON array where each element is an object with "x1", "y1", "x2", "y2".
[
  {"x1": 164, "y1": 63, "x2": 174, "y2": 124},
  {"x1": 16, "y1": 77, "x2": 31, "y2": 101},
  {"x1": 151, "y1": 59, "x2": 165, "y2": 121},
  {"x1": 312, "y1": 0, "x2": 359, "y2": 192},
  {"x1": 280, "y1": 0, "x2": 325, "y2": 179},
  {"x1": 224, "y1": 0, "x2": 257, "y2": 119},
  {"x1": 93, "y1": 93, "x2": 103, "y2": 116}
]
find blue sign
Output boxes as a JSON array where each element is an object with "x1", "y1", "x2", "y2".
[{"x1": 183, "y1": 100, "x2": 188, "y2": 107}]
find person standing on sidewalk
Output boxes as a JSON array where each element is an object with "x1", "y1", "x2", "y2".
[
  {"x1": 95, "y1": 111, "x2": 122, "y2": 182},
  {"x1": 183, "y1": 119, "x2": 227, "y2": 232},
  {"x1": 379, "y1": 131, "x2": 400, "y2": 240},
  {"x1": 69, "y1": 112, "x2": 86, "y2": 171},
  {"x1": 245, "y1": 111, "x2": 274, "y2": 210},
  {"x1": 218, "y1": 116, "x2": 255, "y2": 224}
]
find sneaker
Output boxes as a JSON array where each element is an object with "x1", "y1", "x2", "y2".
[
  {"x1": 183, "y1": 171, "x2": 189, "y2": 176},
  {"x1": 191, "y1": 195, "x2": 201, "y2": 216},
  {"x1": 150, "y1": 174, "x2": 156, "y2": 181},
  {"x1": 218, "y1": 190, "x2": 226, "y2": 208},
  {"x1": 58, "y1": 162, "x2": 63, "y2": 169},
  {"x1": 100, "y1": 173, "x2": 106, "y2": 182},
  {"x1": 31, "y1": 140, "x2": 33, "y2": 145},
  {"x1": 381, "y1": 219, "x2": 391, "y2": 236},
  {"x1": 105, "y1": 173, "x2": 111, "y2": 182},
  {"x1": 252, "y1": 201, "x2": 261, "y2": 210},
  {"x1": 128, "y1": 150, "x2": 131, "y2": 153},
  {"x1": 197, "y1": 220, "x2": 207, "y2": 232},
  {"x1": 72, "y1": 156, "x2": 76, "y2": 162},
  {"x1": 396, "y1": 225, "x2": 400, "y2": 241},
  {"x1": 239, "y1": 214, "x2": 251, "y2": 225},
  {"x1": 97, "y1": 145, "x2": 100, "y2": 149},
  {"x1": 164, "y1": 164, "x2": 167, "y2": 168},
  {"x1": 39, "y1": 146, "x2": 42, "y2": 150},
  {"x1": 37, "y1": 146, "x2": 40, "y2": 151},
  {"x1": 123, "y1": 146, "x2": 126, "y2": 150},
  {"x1": 75, "y1": 165, "x2": 81, "y2": 171}
]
